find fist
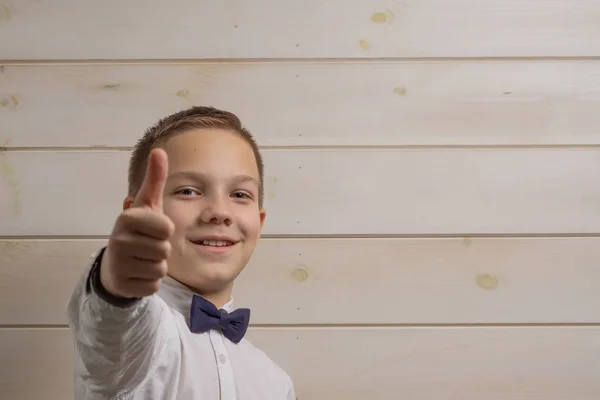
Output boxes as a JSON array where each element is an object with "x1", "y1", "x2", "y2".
[{"x1": 100, "y1": 148, "x2": 175, "y2": 299}]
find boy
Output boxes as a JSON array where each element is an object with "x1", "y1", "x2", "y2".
[{"x1": 67, "y1": 106, "x2": 296, "y2": 399}]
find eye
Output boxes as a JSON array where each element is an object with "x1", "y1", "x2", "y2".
[
  {"x1": 232, "y1": 191, "x2": 252, "y2": 200},
  {"x1": 175, "y1": 188, "x2": 199, "y2": 197}
]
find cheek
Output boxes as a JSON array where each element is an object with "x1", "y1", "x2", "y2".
[
  {"x1": 164, "y1": 204, "x2": 194, "y2": 236},
  {"x1": 238, "y1": 210, "x2": 262, "y2": 239}
]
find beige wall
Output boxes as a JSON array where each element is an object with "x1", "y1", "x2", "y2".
[{"x1": 2, "y1": 1, "x2": 600, "y2": 398}]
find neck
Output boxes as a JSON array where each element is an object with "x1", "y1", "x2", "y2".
[
  {"x1": 166, "y1": 274, "x2": 233, "y2": 309},
  {"x1": 196, "y1": 290, "x2": 233, "y2": 309}
]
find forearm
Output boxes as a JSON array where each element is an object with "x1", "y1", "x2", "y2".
[{"x1": 67, "y1": 247, "x2": 167, "y2": 396}]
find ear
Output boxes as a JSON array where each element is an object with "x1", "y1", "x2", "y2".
[
  {"x1": 123, "y1": 195, "x2": 135, "y2": 210},
  {"x1": 259, "y1": 208, "x2": 267, "y2": 231}
]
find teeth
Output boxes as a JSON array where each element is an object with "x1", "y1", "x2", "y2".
[{"x1": 201, "y1": 240, "x2": 232, "y2": 247}]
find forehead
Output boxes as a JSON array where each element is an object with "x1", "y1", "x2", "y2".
[{"x1": 161, "y1": 128, "x2": 259, "y2": 179}]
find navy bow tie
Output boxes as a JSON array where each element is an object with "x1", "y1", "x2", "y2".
[{"x1": 189, "y1": 295, "x2": 250, "y2": 344}]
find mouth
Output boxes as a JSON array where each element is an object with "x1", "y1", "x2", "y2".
[
  {"x1": 193, "y1": 239, "x2": 236, "y2": 247},
  {"x1": 189, "y1": 236, "x2": 239, "y2": 254}
]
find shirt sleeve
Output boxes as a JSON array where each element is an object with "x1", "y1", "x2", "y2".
[
  {"x1": 285, "y1": 374, "x2": 296, "y2": 400},
  {"x1": 287, "y1": 385, "x2": 297, "y2": 400},
  {"x1": 66, "y1": 246, "x2": 170, "y2": 399}
]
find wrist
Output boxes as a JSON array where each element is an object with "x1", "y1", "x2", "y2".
[{"x1": 89, "y1": 246, "x2": 140, "y2": 308}]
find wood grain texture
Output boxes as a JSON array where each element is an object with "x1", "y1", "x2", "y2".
[
  {"x1": 1, "y1": 149, "x2": 600, "y2": 236},
  {"x1": 2, "y1": 238, "x2": 600, "y2": 326},
  {"x1": 0, "y1": 329, "x2": 74, "y2": 400},
  {"x1": 2, "y1": 61, "x2": 600, "y2": 147},
  {"x1": 4, "y1": 0, "x2": 600, "y2": 398},
  {"x1": 2, "y1": 327, "x2": 600, "y2": 400},
  {"x1": 2, "y1": 1, "x2": 600, "y2": 60}
]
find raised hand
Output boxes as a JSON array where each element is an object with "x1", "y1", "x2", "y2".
[{"x1": 100, "y1": 148, "x2": 175, "y2": 299}]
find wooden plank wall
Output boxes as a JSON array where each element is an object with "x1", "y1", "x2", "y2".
[{"x1": 2, "y1": 1, "x2": 600, "y2": 399}]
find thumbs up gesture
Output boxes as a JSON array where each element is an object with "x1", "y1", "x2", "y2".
[{"x1": 100, "y1": 148, "x2": 176, "y2": 299}]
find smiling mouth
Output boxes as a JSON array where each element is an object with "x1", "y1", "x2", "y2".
[
  {"x1": 190, "y1": 239, "x2": 238, "y2": 256},
  {"x1": 194, "y1": 240, "x2": 235, "y2": 247}
]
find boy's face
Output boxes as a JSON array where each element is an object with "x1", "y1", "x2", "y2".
[{"x1": 126, "y1": 128, "x2": 266, "y2": 304}]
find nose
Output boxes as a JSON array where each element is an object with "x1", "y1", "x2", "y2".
[{"x1": 199, "y1": 195, "x2": 232, "y2": 226}]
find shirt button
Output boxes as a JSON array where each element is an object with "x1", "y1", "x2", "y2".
[{"x1": 219, "y1": 354, "x2": 227, "y2": 364}]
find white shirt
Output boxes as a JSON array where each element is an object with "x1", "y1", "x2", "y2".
[{"x1": 67, "y1": 248, "x2": 296, "y2": 400}]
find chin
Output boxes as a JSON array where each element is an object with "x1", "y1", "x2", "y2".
[{"x1": 185, "y1": 264, "x2": 241, "y2": 293}]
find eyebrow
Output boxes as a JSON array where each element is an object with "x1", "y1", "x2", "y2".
[{"x1": 168, "y1": 171, "x2": 259, "y2": 186}]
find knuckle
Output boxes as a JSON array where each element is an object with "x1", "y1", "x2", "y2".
[
  {"x1": 146, "y1": 280, "x2": 161, "y2": 295},
  {"x1": 152, "y1": 279, "x2": 162, "y2": 292},
  {"x1": 158, "y1": 260, "x2": 169, "y2": 276},
  {"x1": 165, "y1": 217, "x2": 176, "y2": 236},
  {"x1": 157, "y1": 215, "x2": 175, "y2": 238},
  {"x1": 118, "y1": 208, "x2": 138, "y2": 225},
  {"x1": 150, "y1": 261, "x2": 168, "y2": 278},
  {"x1": 159, "y1": 240, "x2": 171, "y2": 258},
  {"x1": 113, "y1": 214, "x2": 139, "y2": 238}
]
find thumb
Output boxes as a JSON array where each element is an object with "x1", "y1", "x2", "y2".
[{"x1": 133, "y1": 148, "x2": 169, "y2": 210}]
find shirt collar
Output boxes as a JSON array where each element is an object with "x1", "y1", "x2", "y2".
[{"x1": 158, "y1": 275, "x2": 235, "y2": 327}]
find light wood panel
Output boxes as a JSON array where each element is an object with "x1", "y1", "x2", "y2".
[
  {"x1": 2, "y1": 149, "x2": 600, "y2": 236},
  {"x1": 2, "y1": 1, "x2": 600, "y2": 60},
  {"x1": 2, "y1": 238, "x2": 600, "y2": 326},
  {"x1": 2, "y1": 327, "x2": 600, "y2": 399},
  {"x1": 3, "y1": 61, "x2": 600, "y2": 147},
  {"x1": 0, "y1": 329, "x2": 73, "y2": 400}
]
